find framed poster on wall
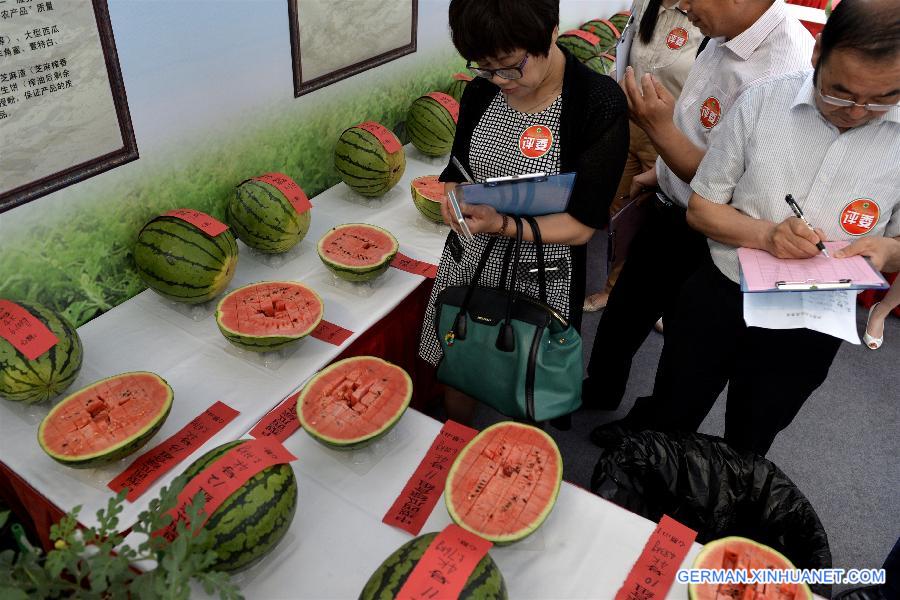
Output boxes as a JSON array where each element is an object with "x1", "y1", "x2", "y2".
[
  {"x1": 289, "y1": 0, "x2": 418, "y2": 97},
  {"x1": 0, "y1": 0, "x2": 138, "y2": 213}
]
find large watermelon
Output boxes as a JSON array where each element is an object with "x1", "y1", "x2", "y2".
[
  {"x1": 585, "y1": 53, "x2": 616, "y2": 76},
  {"x1": 446, "y1": 73, "x2": 472, "y2": 102},
  {"x1": 689, "y1": 537, "x2": 813, "y2": 600},
  {"x1": 215, "y1": 281, "x2": 324, "y2": 353},
  {"x1": 317, "y1": 223, "x2": 398, "y2": 283},
  {"x1": 0, "y1": 302, "x2": 83, "y2": 405},
  {"x1": 445, "y1": 421, "x2": 562, "y2": 544},
  {"x1": 37, "y1": 372, "x2": 172, "y2": 469},
  {"x1": 134, "y1": 213, "x2": 238, "y2": 304},
  {"x1": 581, "y1": 19, "x2": 621, "y2": 54},
  {"x1": 297, "y1": 356, "x2": 411, "y2": 450},
  {"x1": 171, "y1": 440, "x2": 298, "y2": 573},
  {"x1": 557, "y1": 29, "x2": 602, "y2": 62},
  {"x1": 610, "y1": 10, "x2": 631, "y2": 33},
  {"x1": 334, "y1": 123, "x2": 406, "y2": 197},
  {"x1": 226, "y1": 177, "x2": 311, "y2": 254},
  {"x1": 407, "y1": 92, "x2": 459, "y2": 157},
  {"x1": 359, "y1": 532, "x2": 508, "y2": 600},
  {"x1": 410, "y1": 175, "x2": 447, "y2": 223}
]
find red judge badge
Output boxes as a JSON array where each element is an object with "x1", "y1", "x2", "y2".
[
  {"x1": 840, "y1": 199, "x2": 880, "y2": 236},
  {"x1": 666, "y1": 27, "x2": 689, "y2": 50},
  {"x1": 519, "y1": 125, "x2": 553, "y2": 159},
  {"x1": 699, "y1": 97, "x2": 721, "y2": 129}
]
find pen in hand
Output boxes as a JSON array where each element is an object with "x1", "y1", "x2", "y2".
[{"x1": 785, "y1": 194, "x2": 829, "y2": 258}]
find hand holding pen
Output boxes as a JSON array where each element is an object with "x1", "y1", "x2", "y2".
[
  {"x1": 765, "y1": 195, "x2": 829, "y2": 259},
  {"x1": 785, "y1": 194, "x2": 829, "y2": 258}
]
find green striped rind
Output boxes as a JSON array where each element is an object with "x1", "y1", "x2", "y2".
[
  {"x1": 610, "y1": 11, "x2": 631, "y2": 32},
  {"x1": 133, "y1": 215, "x2": 239, "y2": 304},
  {"x1": 173, "y1": 440, "x2": 298, "y2": 573},
  {"x1": 0, "y1": 302, "x2": 83, "y2": 405},
  {"x1": 446, "y1": 78, "x2": 469, "y2": 102},
  {"x1": 557, "y1": 34, "x2": 600, "y2": 62},
  {"x1": 37, "y1": 372, "x2": 172, "y2": 469},
  {"x1": 316, "y1": 223, "x2": 399, "y2": 283},
  {"x1": 360, "y1": 532, "x2": 508, "y2": 600},
  {"x1": 226, "y1": 180, "x2": 311, "y2": 254},
  {"x1": 410, "y1": 177, "x2": 445, "y2": 223},
  {"x1": 334, "y1": 126, "x2": 406, "y2": 197},
  {"x1": 581, "y1": 19, "x2": 620, "y2": 53},
  {"x1": 584, "y1": 54, "x2": 615, "y2": 76},
  {"x1": 407, "y1": 95, "x2": 457, "y2": 157}
]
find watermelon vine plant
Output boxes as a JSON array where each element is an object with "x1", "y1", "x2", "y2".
[{"x1": 0, "y1": 485, "x2": 242, "y2": 599}]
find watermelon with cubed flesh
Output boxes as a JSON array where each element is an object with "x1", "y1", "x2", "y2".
[
  {"x1": 215, "y1": 281, "x2": 323, "y2": 353},
  {"x1": 359, "y1": 532, "x2": 508, "y2": 600},
  {"x1": 585, "y1": 53, "x2": 616, "y2": 76},
  {"x1": 410, "y1": 175, "x2": 447, "y2": 223},
  {"x1": 227, "y1": 178, "x2": 311, "y2": 254},
  {"x1": 446, "y1": 73, "x2": 472, "y2": 102},
  {"x1": 689, "y1": 537, "x2": 813, "y2": 600},
  {"x1": 297, "y1": 356, "x2": 411, "y2": 450},
  {"x1": 317, "y1": 223, "x2": 398, "y2": 282},
  {"x1": 445, "y1": 421, "x2": 562, "y2": 545},
  {"x1": 334, "y1": 123, "x2": 406, "y2": 197},
  {"x1": 0, "y1": 302, "x2": 83, "y2": 405},
  {"x1": 557, "y1": 29, "x2": 603, "y2": 62},
  {"x1": 407, "y1": 93, "x2": 459, "y2": 157},
  {"x1": 581, "y1": 18, "x2": 621, "y2": 54},
  {"x1": 37, "y1": 372, "x2": 172, "y2": 469}
]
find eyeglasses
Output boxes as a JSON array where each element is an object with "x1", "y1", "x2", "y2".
[
  {"x1": 816, "y1": 79, "x2": 899, "y2": 113},
  {"x1": 466, "y1": 55, "x2": 528, "y2": 80}
]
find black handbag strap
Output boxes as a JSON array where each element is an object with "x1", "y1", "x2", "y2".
[
  {"x1": 522, "y1": 215, "x2": 547, "y2": 305},
  {"x1": 496, "y1": 216, "x2": 523, "y2": 352},
  {"x1": 498, "y1": 236, "x2": 515, "y2": 293}
]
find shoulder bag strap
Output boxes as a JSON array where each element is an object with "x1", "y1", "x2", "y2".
[{"x1": 522, "y1": 216, "x2": 547, "y2": 305}]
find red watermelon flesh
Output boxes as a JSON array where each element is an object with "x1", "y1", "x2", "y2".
[{"x1": 318, "y1": 224, "x2": 397, "y2": 268}]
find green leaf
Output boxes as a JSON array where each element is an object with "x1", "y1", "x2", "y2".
[
  {"x1": 0, "y1": 510, "x2": 9, "y2": 529},
  {"x1": 0, "y1": 585, "x2": 29, "y2": 600}
]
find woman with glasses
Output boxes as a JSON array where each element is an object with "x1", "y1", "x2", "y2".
[{"x1": 417, "y1": 0, "x2": 628, "y2": 424}]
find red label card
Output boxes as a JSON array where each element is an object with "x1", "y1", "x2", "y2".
[
  {"x1": 391, "y1": 253, "x2": 438, "y2": 279},
  {"x1": 615, "y1": 515, "x2": 698, "y2": 600},
  {"x1": 356, "y1": 121, "x2": 402, "y2": 154},
  {"x1": 395, "y1": 524, "x2": 493, "y2": 600},
  {"x1": 452, "y1": 72, "x2": 473, "y2": 82},
  {"x1": 0, "y1": 300, "x2": 58, "y2": 361},
  {"x1": 427, "y1": 92, "x2": 460, "y2": 124},
  {"x1": 163, "y1": 209, "x2": 228, "y2": 237},
  {"x1": 153, "y1": 438, "x2": 296, "y2": 542},
  {"x1": 108, "y1": 401, "x2": 239, "y2": 502},
  {"x1": 383, "y1": 420, "x2": 477, "y2": 535},
  {"x1": 310, "y1": 320, "x2": 354, "y2": 346},
  {"x1": 252, "y1": 173, "x2": 312, "y2": 214},
  {"x1": 565, "y1": 29, "x2": 601, "y2": 46},
  {"x1": 249, "y1": 391, "x2": 301, "y2": 442}
]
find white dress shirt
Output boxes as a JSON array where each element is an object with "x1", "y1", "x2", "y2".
[{"x1": 628, "y1": 0, "x2": 701, "y2": 98}]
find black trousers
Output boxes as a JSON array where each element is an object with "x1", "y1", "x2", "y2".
[{"x1": 636, "y1": 261, "x2": 843, "y2": 456}]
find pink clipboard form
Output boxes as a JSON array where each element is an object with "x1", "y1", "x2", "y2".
[{"x1": 738, "y1": 242, "x2": 889, "y2": 292}]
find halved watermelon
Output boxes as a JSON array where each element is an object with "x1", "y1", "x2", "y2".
[
  {"x1": 410, "y1": 175, "x2": 447, "y2": 223},
  {"x1": 38, "y1": 372, "x2": 173, "y2": 469},
  {"x1": 317, "y1": 223, "x2": 398, "y2": 282},
  {"x1": 445, "y1": 421, "x2": 562, "y2": 544},
  {"x1": 215, "y1": 281, "x2": 324, "y2": 352},
  {"x1": 297, "y1": 356, "x2": 411, "y2": 450},
  {"x1": 690, "y1": 537, "x2": 813, "y2": 600}
]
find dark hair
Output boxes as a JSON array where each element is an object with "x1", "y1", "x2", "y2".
[
  {"x1": 639, "y1": 0, "x2": 663, "y2": 45},
  {"x1": 819, "y1": 0, "x2": 900, "y2": 66},
  {"x1": 448, "y1": 0, "x2": 560, "y2": 62}
]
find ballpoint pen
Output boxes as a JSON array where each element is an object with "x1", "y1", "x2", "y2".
[
  {"x1": 785, "y1": 194, "x2": 829, "y2": 258},
  {"x1": 451, "y1": 156, "x2": 475, "y2": 184}
]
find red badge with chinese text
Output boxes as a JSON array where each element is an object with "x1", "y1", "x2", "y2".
[
  {"x1": 699, "y1": 96, "x2": 721, "y2": 129},
  {"x1": 163, "y1": 209, "x2": 228, "y2": 237},
  {"x1": 840, "y1": 198, "x2": 880, "y2": 236},
  {"x1": 519, "y1": 125, "x2": 554, "y2": 159},
  {"x1": 0, "y1": 300, "x2": 58, "y2": 361},
  {"x1": 252, "y1": 173, "x2": 312, "y2": 214},
  {"x1": 356, "y1": 121, "x2": 403, "y2": 154},
  {"x1": 395, "y1": 524, "x2": 493, "y2": 600},
  {"x1": 666, "y1": 27, "x2": 689, "y2": 50},
  {"x1": 615, "y1": 514, "x2": 698, "y2": 600}
]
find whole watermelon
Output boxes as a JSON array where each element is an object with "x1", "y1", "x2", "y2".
[
  {"x1": 585, "y1": 53, "x2": 615, "y2": 76},
  {"x1": 446, "y1": 74, "x2": 471, "y2": 102},
  {"x1": 226, "y1": 178, "x2": 311, "y2": 254},
  {"x1": 581, "y1": 18, "x2": 620, "y2": 54},
  {"x1": 557, "y1": 30, "x2": 602, "y2": 62},
  {"x1": 0, "y1": 302, "x2": 83, "y2": 405},
  {"x1": 334, "y1": 124, "x2": 406, "y2": 198},
  {"x1": 407, "y1": 93, "x2": 458, "y2": 157}
]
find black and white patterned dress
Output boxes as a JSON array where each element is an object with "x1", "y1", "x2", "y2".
[{"x1": 419, "y1": 93, "x2": 573, "y2": 366}]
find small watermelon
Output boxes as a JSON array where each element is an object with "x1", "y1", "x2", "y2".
[
  {"x1": 557, "y1": 29, "x2": 602, "y2": 62},
  {"x1": 334, "y1": 123, "x2": 406, "y2": 197},
  {"x1": 298, "y1": 356, "x2": 411, "y2": 450},
  {"x1": 37, "y1": 372, "x2": 173, "y2": 469},
  {"x1": 446, "y1": 72, "x2": 472, "y2": 102},
  {"x1": 407, "y1": 92, "x2": 459, "y2": 157},
  {"x1": 0, "y1": 302, "x2": 83, "y2": 405},
  {"x1": 446, "y1": 421, "x2": 562, "y2": 544},
  {"x1": 215, "y1": 281, "x2": 324, "y2": 353},
  {"x1": 317, "y1": 223, "x2": 398, "y2": 283},
  {"x1": 226, "y1": 177, "x2": 311, "y2": 254},
  {"x1": 610, "y1": 10, "x2": 631, "y2": 33},
  {"x1": 134, "y1": 212, "x2": 239, "y2": 304},
  {"x1": 171, "y1": 440, "x2": 298, "y2": 573},
  {"x1": 690, "y1": 537, "x2": 813, "y2": 600},
  {"x1": 360, "y1": 532, "x2": 508, "y2": 600},
  {"x1": 585, "y1": 53, "x2": 615, "y2": 76},
  {"x1": 581, "y1": 18, "x2": 621, "y2": 54},
  {"x1": 410, "y1": 175, "x2": 447, "y2": 223}
]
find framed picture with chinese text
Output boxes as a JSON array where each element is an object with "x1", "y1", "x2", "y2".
[
  {"x1": 0, "y1": 0, "x2": 138, "y2": 213},
  {"x1": 288, "y1": 0, "x2": 417, "y2": 98}
]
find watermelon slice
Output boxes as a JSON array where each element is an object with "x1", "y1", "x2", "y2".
[
  {"x1": 445, "y1": 422, "x2": 562, "y2": 544},
  {"x1": 690, "y1": 537, "x2": 813, "y2": 600},
  {"x1": 410, "y1": 175, "x2": 447, "y2": 223},
  {"x1": 38, "y1": 372, "x2": 173, "y2": 469},
  {"x1": 317, "y1": 223, "x2": 399, "y2": 282},
  {"x1": 297, "y1": 356, "x2": 412, "y2": 450},
  {"x1": 215, "y1": 281, "x2": 324, "y2": 353}
]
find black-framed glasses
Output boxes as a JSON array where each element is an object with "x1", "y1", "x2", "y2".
[
  {"x1": 466, "y1": 55, "x2": 529, "y2": 80},
  {"x1": 816, "y1": 78, "x2": 899, "y2": 113}
]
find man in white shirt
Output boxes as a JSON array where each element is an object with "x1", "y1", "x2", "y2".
[{"x1": 643, "y1": 0, "x2": 900, "y2": 455}]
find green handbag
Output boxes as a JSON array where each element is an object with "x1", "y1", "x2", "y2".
[{"x1": 434, "y1": 216, "x2": 583, "y2": 422}]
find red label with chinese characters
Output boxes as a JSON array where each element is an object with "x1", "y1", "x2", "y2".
[
  {"x1": 310, "y1": 320, "x2": 354, "y2": 346},
  {"x1": 249, "y1": 391, "x2": 301, "y2": 443},
  {"x1": 699, "y1": 97, "x2": 721, "y2": 129},
  {"x1": 519, "y1": 125, "x2": 554, "y2": 159},
  {"x1": 615, "y1": 515, "x2": 697, "y2": 600},
  {"x1": 452, "y1": 72, "x2": 473, "y2": 82},
  {"x1": 0, "y1": 300, "x2": 58, "y2": 361},
  {"x1": 356, "y1": 121, "x2": 402, "y2": 154},
  {"x1": 395, "y1": 524, "x2": 493, "y2": 600},
  {"x1": 382, "y1": 420, "x2": 477, "y2": 535},
  {"x1": 163, "y1": 209, "x2": 228, "y2": 237},
  {"x1": 564, "y1": 29, "x2": 601, "y2": 46},
  {"x1": 840, "y1": 198, "x2": 880, "y2": 236},
  {"x1": 108, "y1": 401, "x2": 240, "y2": 502},
  {"x1": 153, "y1": 438, "x2": 296, "y2": 542},
  {"x1": 252, "y1": 173, "x2": 312, "y2": 214},
  {"x1": 426, "y1": 92, "x2": 460, "y2": 124},
  {"x1": 666, "y1": 27, "x2": 689, "y2": 50},
  {"x1": 391, "y1": 252, "x2": 438, "y2": 279}
]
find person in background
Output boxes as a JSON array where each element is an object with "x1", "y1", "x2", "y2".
[{"x1": 583, "y1": 0, "x2": 701, "y2": 313}]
